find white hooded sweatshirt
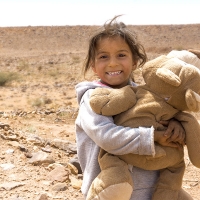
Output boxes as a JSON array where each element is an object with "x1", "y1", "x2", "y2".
[{"x1": 75, "y1": 80, "x2": 159, "y2": 200}]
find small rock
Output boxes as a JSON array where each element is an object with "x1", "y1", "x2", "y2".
[
  {"x1": 18, "y1": 144, "x2": 28, "y2": 152},
  {"x1": 67, "y1": 162, "x2": 78, "y2": 175},
  {"x1": 52, "y1": 139, "x2": 77, "y2": 153},
  {"x1": 24, "y1": 152, "x2": 32, "y2": 158},
  {"x1": 6, "y1": 148, "x2": 15, "y2": 154},
  {"x1": 0, "y1": 181, "x2": 25, "y2": 190},
  {"x1": 48, "y1": 166, "x2": 70, "y2": 182},
  {"x1": 37, "y1": 193, "x2": 48, "y2": 200},
  {"x1": 51, "y1": 183, "x2": 67, "y2": 191},
  {"x1": 46, "y1": 163, "x2": 63, "y2": 170},
  {"x1": 70, "y1": 176, "x2": 82, "y2": 189},
  {"x1": 0, "y1": 163, "x2": 15, "y2": 170},
  {"x1": 7, "y1": 141, "x2": 20, "y2": 147},
  {"x1": 69, "y1": 155, "x2": 82, "y2": 174},
  {"x1": 41, "y1": 146, "x2": 52, "y2": 153},
  {"x1": 28, "y1": 151, "x2": 55, "y2": 165}
]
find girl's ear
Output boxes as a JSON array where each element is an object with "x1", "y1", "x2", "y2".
[
  {"x1": 90, "y1": 62, "x2": 97, "y2": 73},
  {"x1": 132, "y1": 61, "x2": 138, "y2": 70},
  {"x1": 90, "y1": 61, "x2": 96, "y2": 73},
  {"x1": 92, "y1": 66, "x2": 97, "y2": 73}
]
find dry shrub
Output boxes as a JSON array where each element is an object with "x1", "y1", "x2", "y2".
[
  {"x1": 17, "y1": 60, "x2": 29, "y2": 71},
  {"x1": 0, "y1": 72, "x2": 19, "y2": 86},
  {"x1": 72, "y1": 55, "x2": 81, "y2": 64},
  {"x1": 28, "y1": 97, "x2": 52, "y2": 107}
]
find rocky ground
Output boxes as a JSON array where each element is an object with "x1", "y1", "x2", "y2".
[{"x1": 0, "y1": 24, "x2": 200, "y2": 200}]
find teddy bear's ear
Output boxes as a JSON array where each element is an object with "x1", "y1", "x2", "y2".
[
  {"x1": 156, "y1": 68, "x2": 181, "y2": 86},
  {"x1": 185, "y1": 89, "x2": 200, "y2": 112}
]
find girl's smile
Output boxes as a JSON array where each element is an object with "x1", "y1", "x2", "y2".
[{"x1": 106, "y1": 70, "x2": 122, "y2": 75}]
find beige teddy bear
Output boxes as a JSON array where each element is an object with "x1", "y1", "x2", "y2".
[{"x1": 86, "y1": 53, "x2": 200, "y2": 200}]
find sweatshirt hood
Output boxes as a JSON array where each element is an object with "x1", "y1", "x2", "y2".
[{"x1": 75, "y1": 81, "x2": 106, "y2": 104}]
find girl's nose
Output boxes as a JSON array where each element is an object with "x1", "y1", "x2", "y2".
[{"x1": 108, "y1": 57, "x2": 118, "y2": 67}]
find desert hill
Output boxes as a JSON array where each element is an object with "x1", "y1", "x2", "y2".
[{"x1": 1, "y1": 24, "x2": 200, "y2": 59}]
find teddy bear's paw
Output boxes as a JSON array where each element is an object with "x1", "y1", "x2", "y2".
[
  {"x1": 146, "y1": 145, "x2": 166, "y2": 160},
  {"x1": 152, "y1": 188, "x2": 179, "y2": 200},
  {"x1": 90, "y1": 88, "x2": 112, "y2": 115},
  {"x1": 87, "y1": 183, "x2": 133, "y2": 200},
  {"x1": 177, "y1": 188, "x2": 194, "y2": 200},
  {"x1": 86, "y1": 155, "x2": 133, "y2": 200},
  {"x1": 90, "y1": 86, "x2": 137, "y2": 116}
]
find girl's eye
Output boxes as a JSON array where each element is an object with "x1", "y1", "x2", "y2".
[
  {"x1": 119, "y1": 54, "x2": 126, "y2": 57},
  {"x1": 99, "y1": 55, "x2": 107, "y2": 59}
]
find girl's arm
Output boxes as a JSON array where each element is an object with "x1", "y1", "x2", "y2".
[{"x1": 77, "y1": 89, "x2": 155, "y2": 156}]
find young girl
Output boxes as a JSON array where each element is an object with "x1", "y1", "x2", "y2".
[{"x1": 75, "y1": 16, "x2": 191, "y2": 199}]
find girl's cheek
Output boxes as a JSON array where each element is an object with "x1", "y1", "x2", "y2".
[{"x1": 92, "y1": 66, "x2": 97, "y2": 73}]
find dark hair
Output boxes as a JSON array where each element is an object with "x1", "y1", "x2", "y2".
[{"x1": 83, "y1": 15, "x2": 147, "y2": 78}]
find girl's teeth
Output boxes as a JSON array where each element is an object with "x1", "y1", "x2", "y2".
[{"x1": 108, "y1": 71, "x2": 121, "y2": 75}]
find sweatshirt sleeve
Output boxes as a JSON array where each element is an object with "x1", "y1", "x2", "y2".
[{"x1": 77, "y1": 89, "x2": 155, "y2": 156}]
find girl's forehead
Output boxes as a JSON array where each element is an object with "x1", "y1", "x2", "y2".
[
  {"x1": 97, "y1": 35, "x2": 123, "y2": 43},
  {"x1": 96, "y1": 36, "x2": 128, "y2": 50}
]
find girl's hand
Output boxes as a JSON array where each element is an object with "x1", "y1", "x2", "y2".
[
  {"x1": 154, "y1": 130, "x2": 181, "y2": 148},
  {"x1": 160, "y1": 119, "x2": 186, "y2": 146}
]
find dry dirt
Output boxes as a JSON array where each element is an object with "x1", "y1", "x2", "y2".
[{"x1": 0, "y1": 24, "x2": 200, "y2": 200}]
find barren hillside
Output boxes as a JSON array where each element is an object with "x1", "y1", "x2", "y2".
[{"x1": 1, "y1": 24, "x2": 200, "y2": 59}]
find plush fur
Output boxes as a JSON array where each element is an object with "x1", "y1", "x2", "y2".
[
  {"x1": 167, "y1": 49, "x2": 200, "y2": 69},
  {"x1": 86, "y1": 53, "x2": 200, "y2": 200}
]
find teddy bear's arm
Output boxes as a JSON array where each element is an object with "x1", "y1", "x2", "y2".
[
  {"x1": 90, "y1": 85, "x2": 137, "y2": 116},
  {"x1": 174, "y1": 111, "x2": 200, "y2": 168}
]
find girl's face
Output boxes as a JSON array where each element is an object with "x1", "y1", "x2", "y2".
[{"x1": 92, "y1": 36, "x2": 136, "y2": 88}]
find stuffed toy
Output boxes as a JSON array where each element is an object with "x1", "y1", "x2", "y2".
[
  {"x1": 167, "y1": 49, "x2": 200, "y2": 69},
  {"x1": 86, "y1": 53, "x2": 200, "y2": 200}
]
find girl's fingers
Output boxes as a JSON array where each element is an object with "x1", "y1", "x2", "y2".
[
  {"x1": 159, "y1": 120, "x2": 169, "y2": 126},
  {"x1": 166, "y1": 142, "x2": 179, "y2": 148}
]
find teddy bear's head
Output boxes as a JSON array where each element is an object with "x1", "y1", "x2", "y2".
[
  {"x1": 142, "y1": 55, "x2": 200, "y2": 112},
  {"x1": 167, "y1": 49, "x2": 200, "y2": 70}
]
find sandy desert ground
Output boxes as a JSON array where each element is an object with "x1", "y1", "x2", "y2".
[{"x1": 0, "y1": 24, "x2": 200, "y2": 200}]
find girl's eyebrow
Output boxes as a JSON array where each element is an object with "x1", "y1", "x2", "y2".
[
  {"x1": 96, "y1": 49, "x2": 129, "y2": 55},
  {"x1": 96, "y1": 51, "x2": 107, "y2": 55},
  {"x1": 118, "y1": 49, "x2": 129, "y2": 53}
]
